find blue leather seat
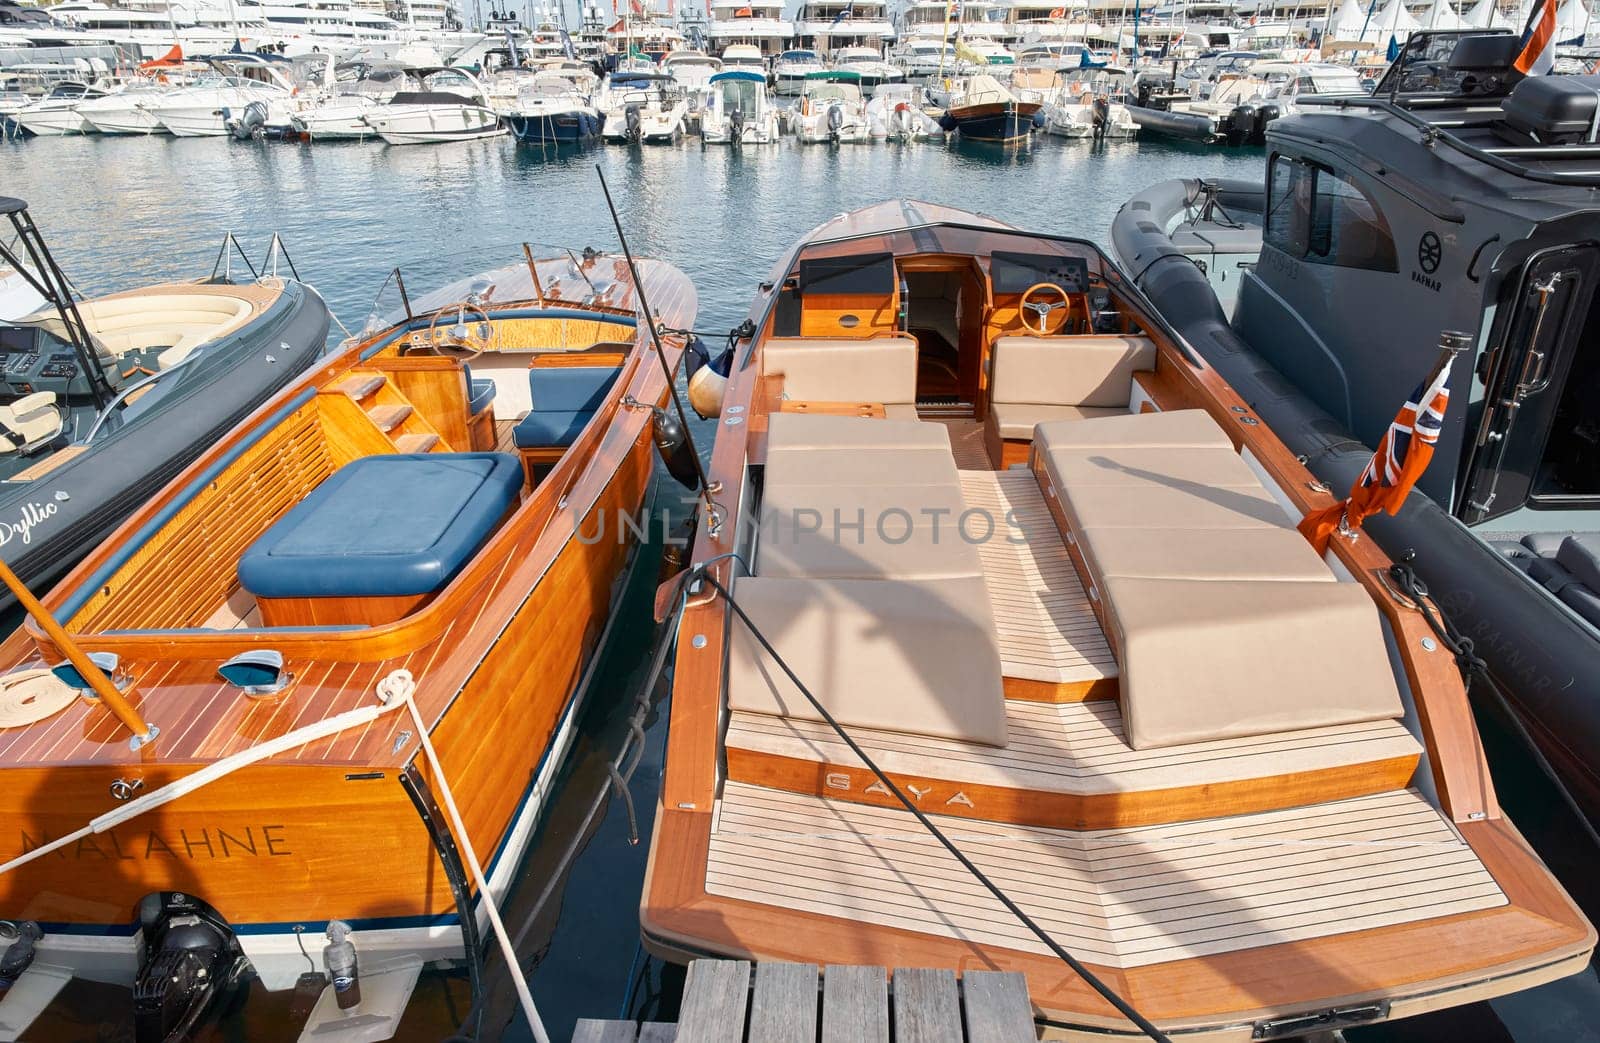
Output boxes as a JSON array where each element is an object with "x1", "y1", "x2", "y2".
[
  {"x1": 513, "y1": 364, "x2": 621, "y2": 449},
  {"x1": 238, "y1": 452, "x2": 522, "y2": 599},
  {"x1": 463, "y1": 364, "x2": 496, "y2": 416}
]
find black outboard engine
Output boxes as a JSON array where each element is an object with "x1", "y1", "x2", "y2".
[
  {"x1": 826, "y1": 102, "x2": 843, "y2": 141},
  {"x1": 624, "y1": 102, "x2": 643, "y2": 142},
  {"x1": 729, "y1": 105, "x2": 744, "y2": 142},
  {"x1": 1224, "y1": 102, "x2": 1255, "y2": 146},
  {"x1": 1091, "y1": 95, "x2": 1109, "y2": 138},
  {"x1": 132, "y1": 892, "x2": 249, "y2": 1043},
  {"x1": 1252, "y1": 101, "x2": 1279, "y2": 143},
  {"x1": 228, "y1": 100, "x2": 270, "y2": 142}
]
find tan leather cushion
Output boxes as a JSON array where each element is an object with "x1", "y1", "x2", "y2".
[
  {"x1": 757, "y1": 524, "x2": 984, "y2": 580},
  {"x1": 1105, "y1": 577, "x2": 1403, "y2": 749},
  {"x1": 1045, "y1": 446, "x2": 1265, "y2": 489},
  {"x1": 1059, "y1": 479, "x2": 1291, "y2": 531},
  {"x1": 1079, "y1": 527, "x2": 1334, "y2": 583},
  {"x1": 1036, "y1": 408, "x2": 1232, "y2": 452},
  {"x1": 989, "y1": 403, "x2": 1123, "y2": 441},
  {"x1": 768, "y1": 412, "x2": 946, "y2": 452},
  {"x1": 762, "y1": 482, "x2": 970, "y2": 526},
  {"x1": 727, "y1": 576, "x2": 1007, "y2": 746},
  {"x1": 990, "y1": 335, "x2": 1156, "y2": 408},
  {"x1": 767, "y1": 446, "x2": 959, "y2": 488},
  {"x1": 763, "y1": 336, "x2": 918, "y2": 405},
  {"x1": 883, "y1": 403, "x2": 920, "y2": 420}
]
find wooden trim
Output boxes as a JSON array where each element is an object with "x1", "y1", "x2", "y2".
[
  {"x1": 723, "y1": 746, "x2": 1421, "y2": 831},
  {"x1": 1003, "y1": 676, "x2": 1116, "y2": 702}
]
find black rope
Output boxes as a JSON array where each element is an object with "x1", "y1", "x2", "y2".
[
  {"x1": 1387, "y1": 561, "x2": 1600, "y2": 854},
  {"x1": 697, "y1": 569, "x2": 1172, "y2": 1043}
]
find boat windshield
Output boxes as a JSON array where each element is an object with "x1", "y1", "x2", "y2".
[
  {"x1": 718, "y1": 78, "x2": 763, "y2": 110},
  {"x1": 363, "y1": 244, "x2": 633, "y2": 335}
]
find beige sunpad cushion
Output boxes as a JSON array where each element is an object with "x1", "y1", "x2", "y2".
[
  {"x1": 989, "y1": 402, "x2": 1123, "y2": 440},
  {"x1": 1079, "y1": 527, "x2": 1335, "y2": 583},
  {"x1": 767, "y1": 411, "x2": 947, "y2": 451},
  {"x1": 989, "y1": 335, "x2": 1156, "y2": 408},
  {"x1": 766, "y1": 445, "x2": 959, "y2": 488},
  {"x1": 1105, "y1": 577, "x2": 1403, "y2": 749},
  {"x1": 727, "y1": 576, "x2": 1008, "y2": 747},
  {"x1": 1062, "y1": 481, "x2": 1290, "y2": 531},
  {"x1": 1036, "y1": 408, "x2": 1233, "y2": 451},
  {"x1": 762, "y1": 336, "x2": 918, "y2": 405}
]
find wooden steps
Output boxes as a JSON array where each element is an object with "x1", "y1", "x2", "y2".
[
  {"x1": 336, "y1": 373, "x2": 386, "y2": 401},
  {"x1": 705, "y1": 783, "x2": 1506, "y2": 970},
  {"x1": 725, "y1": 700, "x2": 1422, "y2": 830},
  {"x1": 367, "y1": 403, "x2": 414, "y2": 433},
  {"x1": 394, "y1": 433, "x2": 440, "y2": 454}
]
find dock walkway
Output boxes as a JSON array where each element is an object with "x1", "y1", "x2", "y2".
[{"x1": 575, "y1": 959, "x2": 1034, "y2": 1042}]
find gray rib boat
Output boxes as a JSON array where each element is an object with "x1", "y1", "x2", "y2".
[{"x1": 0, "y1": 196, "x2": 329, "y2": 610}]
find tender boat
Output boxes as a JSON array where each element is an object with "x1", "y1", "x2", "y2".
[
  {"x1": 864, "y1": 82, "x2": 945, "y2": 140},
  {"x1": 794, "y1": 69, "x2": 870, "y2": 143},
  {"x1": 0, "y1": 239, "x2": 695, "y2": 1036},
  {"x1": 640, "y1": 199, "x2": 1593, "y2": 1038},
  {"x1": 1041, "y1": 65, "x2": 1138, "y2": 139},
  {"x1": 700, "y1": 69, "x2": 780, "y2": 145},
  {"x1": 597, "y1": 70, "x2": 689, "y2": 144},
  {"x1": 938, "y1": 71, "x2": 1042, "y2": 141},
  {"x1": 144, "y1": 56, "x2": 300, "y2": 138},
  {"x1": 0, "y1": 197, "x2": 328, "y2": 614},
  {"x1": 362, "y1": 66, "x2": 506, "y2": 145},
  {"x1": 1115, "y1": 30, "x2": 1600, "y2": 835}
]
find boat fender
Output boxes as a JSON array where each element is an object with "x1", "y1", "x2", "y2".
[
  {"x1": 651, "y1": 404, "x2": 701, "y2": 488},
  {"x1": 324, "y1": 921, "x2": 360, "y2": 1011},
  {"x1": 937, "y1": 110, "x2": 958, "y2": 132},
  {"x1": 0, "y1": 922, "x2": 42, "y2": 998},
  {"x1": 685, "y1": 336, "x2": 730, "y2": 419},
  {"x1": 1031, "y1": 109, "x2": 1046, "y2": 129}
]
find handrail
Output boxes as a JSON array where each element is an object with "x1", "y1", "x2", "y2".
[{"x1": 83, "y1": 350, "x2": 202, "y2": 445}]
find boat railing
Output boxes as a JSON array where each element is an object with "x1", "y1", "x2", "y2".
[{"x1": 208, "y1": 231, "x2": 302, "y2": 284}]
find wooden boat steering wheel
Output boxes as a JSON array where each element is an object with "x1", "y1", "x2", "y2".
[{"x1": 1020, "y1": 282, "x2": 1072, "y2": 335}]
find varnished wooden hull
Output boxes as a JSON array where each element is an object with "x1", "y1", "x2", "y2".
[{"x1": 0, "y1": 254, "x2": 696, "y2": 989}]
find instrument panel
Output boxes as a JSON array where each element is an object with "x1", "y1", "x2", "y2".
[{"x1": 0, "y1": 326, "x2": 85, "y2": 396}]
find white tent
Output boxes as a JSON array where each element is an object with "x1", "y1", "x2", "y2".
[
  {"x1": 1372, "y1": 0, "x2": 1422, "y2": 35},
  {"x1": 1555, "y1": 0, "x2": 1592, "y2": 43},
  {"x1": 1466, "y1": 0, "x2": 1513, "y2": 27},
  {"x1": 1327, "y1": 0, "x2": 1374, "y2": 38},
  {"x1": 1420, "y1": 0, "x2": 1469, "y2": 27}
]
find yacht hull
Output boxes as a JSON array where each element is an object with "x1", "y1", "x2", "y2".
[
  {"x1": 365, "y1": 104, "x2": 507, "y2": 144},
  {"x1": 12, "y1": 107, "x2": 95, "y2": 136},
  {"x1": 509, "y1": 109, "x2": 601, "y2": 143},
  {"x1": 78, "y1": 104, "x2": 166, "y2": 135},
  {"x1": 941, "y1": 100, "x2": 1041, "y2": 142}
]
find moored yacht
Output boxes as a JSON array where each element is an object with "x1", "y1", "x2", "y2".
[
  {"x1": 506, "y1": 69, "x2": 602, "y2": 142},
  {"x1": 640, "y1": 197, "x2": 1595, "y2": 1040},
  {"x1": 794, "y1": 68, "x2": 869, "y2": 141},
  {"x1": 700, "y1": 67, "x2": 780, "y2": 143},
  {"x1": 362, "y1": 66, "x2": 505, "y2": 144},
  {"x1": 10, "y1": 80, "x2": 105, "y2": 135},
  {"x1": 772, "y1": 47, "x2": 827, "y2": 95},
  {"x1": 76, "y1": 80, "x2": 177, "y2": 135},
  {"x1": 831, "y1": 44, "x2": 903, "y2": 94},
  {"x1": 938, "y1": 71, "x2": 1042, "y2": 141},
  {"x1": 705, "y1": 0, "x2": 792, "y2": 59},
  {"x1": 793, "y1": 0, "x2": 895, "y2": 55},
  {"x1": 596, "y1": 70, "x2": 689, "y2": 142},
  {"x1": 143, "y1": 55, "x2": 300, "y2": 137}
]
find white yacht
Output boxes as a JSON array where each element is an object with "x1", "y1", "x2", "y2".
[
  {"x1": 719, "y1": 42, "x2": 768, "y2": 74},
  {"x1": 705, "y1": 0, "x2": 792, "y2": 58},
  {"x1": 505, "y1": 69, "x2": 602, "y2": 143},
  {"x1": 772, "y1": 47, "x2": 826, "y2": 95},
  {"x1": 793, "y1": 0, "x2": 894, "y2": 54},
  {"x1": 1013, "y1": 37, "x2": 1093, "y2": 70},
  {"x1": 1008, "y1": 2, "x2": 1100, "y2": 47},
  {"x1": 76, "y1": 79, "x2": 177, "y2": 134},
  {"x1": 596, "y1": 69, "x2": 688, "y2": 143},
  {"x1": 700, "y1": 68, "x2": 780, "y2": 143},
  {"x1": 291, "y1": 62, "x2": 407, "y2": 139},
  {"x1": 144, "y1": 55, "x2": 299, "y2": 136},
  {"x1": 890, "y1": 37, "x2": 973, "y2": 82},
  {"x1": 361, "y1": 66, "x2": 505, "y2": 143},
  {"x1": 831, "y1": 44, "x2": 903, "y2": 94},
  {"x1": 605, "y1": 9, "x2": 686, "y2": 63},
  {"x1": 794, "y1": 68, "x2": 868, "y2": 142},
  {"x1": 11, "y1": 80, "x2": 106, "y2": 135},
  {"x1": 1041, "y1": 64, "x2": 1138, "y2": 138}
]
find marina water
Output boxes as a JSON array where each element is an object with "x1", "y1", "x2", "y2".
[{"x1": 3, "y1": 133, "x2": 1596, "y2": 1041}]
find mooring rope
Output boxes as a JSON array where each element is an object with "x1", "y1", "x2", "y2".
[{"x1": 695, "y1": 568, "x2": 1172, "y2": 1043}]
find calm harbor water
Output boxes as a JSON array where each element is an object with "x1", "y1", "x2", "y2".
[{"x1": 2, "y1": 132, "x2": 1597, "y2": 1041}]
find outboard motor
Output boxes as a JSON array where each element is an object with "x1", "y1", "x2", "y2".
[
  {"x1": 1225, "y1": 102, "x2": 1254, "y2": 146},
  {"x1": 1252, "y1": 101, "x2": 1280, "y2": 143},
  {"x1": 623, "y1": 103, "x2": 643, "y2": 142},
  {"x1": 132, "y1": 892, "x2": 248, "y2": 1043},
  {"x1": 729, "y1": 105, "x2": 744, "y2": 143},
  {"x1": 826, "y1": 102, "x2": 843, "y2": 141},
  {"x1": 1091, "y1": 96, "x2": 1110, "y2": 139},
  {"x1": 650, "y1": 404, "x2": 700, "y2": 488},
  {"x1": 228, "y1": 101, "x2": 270, "y2": 142}
]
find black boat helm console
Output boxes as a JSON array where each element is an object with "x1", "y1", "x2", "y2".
[{"x1": 1117, "y1": 30, "x2": 1600, "y2": 828}]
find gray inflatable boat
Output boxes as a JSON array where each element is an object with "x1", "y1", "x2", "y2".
[{"x1": 0, "y1": 196, "x2": 329, "y2": 609}]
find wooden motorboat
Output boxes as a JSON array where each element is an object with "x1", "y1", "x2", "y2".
[
  {"x1": 0, "y1": 243, "x2": 694, "y2": 1036},
  {"x1": 640, "y1": 200, "x2": 1592, "y2": 1039},
  {"x1": 938, "y1": 73, "x2": 1042, "y2": 142},
  {"x1": 0, "y1": 198, "x2": 329, "y2": 614}
]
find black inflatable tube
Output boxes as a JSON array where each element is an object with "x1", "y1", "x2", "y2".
[{"x1": 1114, "y1": 179, "x2": 1600, "y2": 818}]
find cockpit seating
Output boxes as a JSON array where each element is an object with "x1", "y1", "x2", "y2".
[
  {"x1": 760, "y1": 336, "x2": 921, "y2": 418},
  {"x1": 984, "y1": 334, "x2": 1156, "y2": 467},
  {"x1": 0, "y1": 391, "x2": 62, "y2": 452},
  {"x1": 512, "y1": 355, "x2": 623, "y2": 453}
]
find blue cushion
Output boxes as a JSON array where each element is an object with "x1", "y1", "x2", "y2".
[
  {"x1": 512, "y1": 410, "x2": 591, "y2": 448},
  {"x1": 530, "y1": 365, "x2": 620, "y2": 412},
  {"x1": 238, "y1": 452, "x2": 522, "y2": 599},
  {"x1": 463, "y1": 364, "x2": 496, "y2": 415}
]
